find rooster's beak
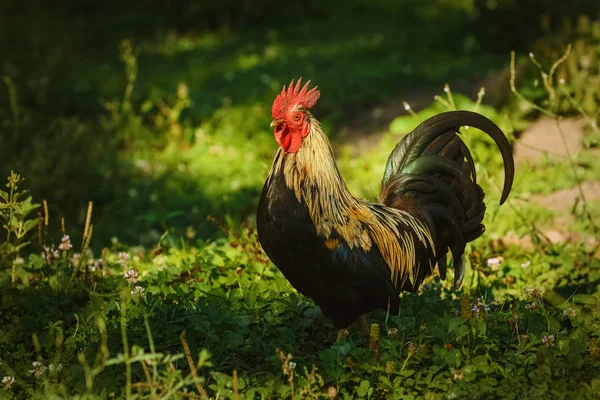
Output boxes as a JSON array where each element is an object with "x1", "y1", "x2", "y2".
[{"x1": 270, "y1": 119, "x2": 282, "y2": 128}]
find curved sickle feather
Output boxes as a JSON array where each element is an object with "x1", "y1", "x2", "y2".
[{"x1": 384, "y1": 110, "x2": 515, "y2": 205}]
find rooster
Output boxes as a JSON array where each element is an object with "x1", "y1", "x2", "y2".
[{"x1": 257, "y1": 78, "x2": 514, "y2": 332}]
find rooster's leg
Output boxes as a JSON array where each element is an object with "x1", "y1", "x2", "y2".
[{"x1": 358, "y1": 314, "x2": 370, "y2": 337}]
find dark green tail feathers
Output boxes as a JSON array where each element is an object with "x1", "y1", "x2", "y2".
[{"x1": 379, "y1": 110, "x2": 515, "y2": 289}]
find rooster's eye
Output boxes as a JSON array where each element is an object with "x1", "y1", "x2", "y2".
[{"x1": 293, "y1": 113, "x2": 301, "y2": 121}]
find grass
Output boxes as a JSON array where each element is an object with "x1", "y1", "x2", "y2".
[
  {"x1": 1, "y1": 3, "x2": 600, "y2": 399},
  {"x1": 0, "y1": 204, "x2": 599, "y2": 399}
]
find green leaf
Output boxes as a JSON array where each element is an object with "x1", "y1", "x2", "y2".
[
  {"x1": 448, "y1": 316, "x2": 466, "y2": 333},
  {"x1": 572, "y1": 294, "x2": 600, "y2": 305},
  {"x1": 356, "y1": 380, "x2": 371, "y2": 397}
]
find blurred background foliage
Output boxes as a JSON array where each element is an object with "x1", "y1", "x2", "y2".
[{"x1": 0, "y1": 0, "x2": 599, "y2": 246}]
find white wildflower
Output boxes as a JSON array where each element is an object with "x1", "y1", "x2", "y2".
[
  {"x1": 117, "y1": 252, "x2": 131, "y2": 266},
  {"x1": 131, "y1": 286, "x2": 145, "y2": 299},
  {"x1": 1, "y1": 376, "x2": 15, "y2": 389},
  {"x1": 124, "y1": 269, "x2": 138, "y2": 284},
  {"x1": 13, "y1": 256, "x2": 24, "y2": 265},
  {"x1": 48, "y1": 363, "x2": 63, "y2": 373},
  {"x1": 58, "y1": 234, "x2": 73, "y2": 251},
  {"x1": 520, "y1": 261, "x2": 531, "y2": 268},
  {"x1": 29, "y1": 361, "x2": 47, "y2": 377},
  {"x1": 563, "y1": 308, "x2": 577, "y2": 317},
  {"x1": 542, "y1": 334, "x2": 555, "y2": 347},
  {"x1": 487, "y1": 257, "x2": 502, "y2": 267},
  {"x1": 90, "y1": 258, "x2": 104, "y2": 272},
  {"x1": 43, "y1": 246, "x2": 60, "y2": 263},
  {"x1": 524, "y1": 286, "x2": 542, "y2": 299},
  {"x1": 288, "y1": 361, "x2": 296, "y2": 370}
]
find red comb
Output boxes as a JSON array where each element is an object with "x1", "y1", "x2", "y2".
[{"x1": 271, "y1": 78, "x2": 320, "y2": 119}]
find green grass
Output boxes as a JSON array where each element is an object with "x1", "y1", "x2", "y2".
[{"x1": 1, "y1": 209, "x2": 599, "y2": 399}]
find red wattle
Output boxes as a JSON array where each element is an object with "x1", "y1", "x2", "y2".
[{"x1": 274, "y1": 128, "x2": 302, "y2": 153}]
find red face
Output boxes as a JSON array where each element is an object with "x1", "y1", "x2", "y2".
[{"x1": 271, "y1": 109, "x2": 310, "y2": 153}]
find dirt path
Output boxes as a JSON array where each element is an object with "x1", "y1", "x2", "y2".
[
  {"x1": 510, "y1": 117, "x2": 599, "y2": 253},
  {"x1": 513, "y1": 116, "x2": 600, "y2": 214}
]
